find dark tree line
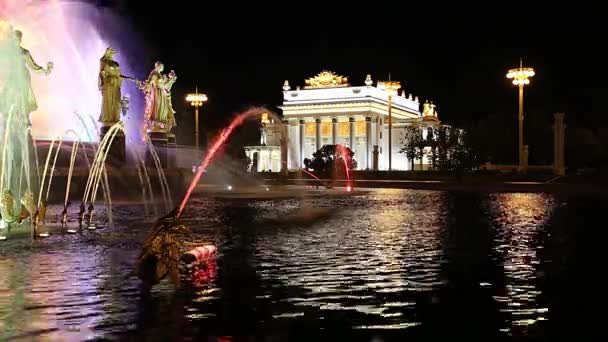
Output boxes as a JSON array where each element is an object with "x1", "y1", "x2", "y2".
[
  {"x1": 401, "y1": 112, "x2": 608, "y2": 172},
  {"x1": 304, "y1": 145, "x2": 357, "y2": 175},
  {"x1": 401, "y1": 125, "x2": 476, "y2": 171}
]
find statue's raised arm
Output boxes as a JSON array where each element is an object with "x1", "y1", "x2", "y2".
[
  {"x1": 23, "y1": 49, "x2": 52, "y2": 75},
  {"x1": 15, "y1": 31, "x2": 52, "y2": 75}
]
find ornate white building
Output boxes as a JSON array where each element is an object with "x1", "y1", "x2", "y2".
[
  {"x1": 244, "y1": 113, "x2": 283, "y2": 172},
  {"x1": 282, "y1": 71, "x2": 440, "y2": 171}
]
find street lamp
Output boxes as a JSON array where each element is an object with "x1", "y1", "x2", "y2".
[
  {"x1": 507, "y1": 61, "x2": 535, "y2": 171},
  {"x1": 377, "y1": 80, "x2": 401, "y2": 171},
  {"x1": 186, "y1": 87, "x2": 208, "y2": 150}
]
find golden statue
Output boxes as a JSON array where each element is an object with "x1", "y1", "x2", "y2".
[
  {"x1": 133, "y1": 210, "x2": 191, "y2": 290},
  {"x1": 422, "y1": 100, "x2": 430, "y2": 116},
  {"x1": 138, "y1": 62, "x2": 177, "y2": 133},
  {"x1": 98, "y1": 47, "x2": 133, "y2": 125},
  {"x1": 0, "y1": 189, "x2": 35, "y2": 225}
]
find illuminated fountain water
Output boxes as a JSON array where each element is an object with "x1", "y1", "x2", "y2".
[
  {"x1": 335, "y1": 144, "x2": 353, "y2": 192},
  {"x1": 0, "y1": 1, "x2": 173, "y2": 240},
  {"x1": 177, "y1": 107, "x2": 276, "y2": 218},
  {"x1": 300, "y1": 169, "x2": 334, "y2": 190},
  {"x1": 0, "y1": 21, "x2": 40, "y2": 239},
  {"x1": 300, "y1": 144, "x2": 354, "y2": 191},
  {"x1": 0, "y1": 0, "x2": 143, "y2": 142}
]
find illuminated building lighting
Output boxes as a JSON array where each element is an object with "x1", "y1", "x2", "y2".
[{"x1": 226, "y1": 185, "x2": 233, "y2": 191}]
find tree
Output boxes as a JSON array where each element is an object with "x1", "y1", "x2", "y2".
[
  {"x1": 304, "y1": 144, "x2": 357, "y2": 175},
  {"x1": 400, "y1": 126, "x2": 424, "y2": 170},
  {"x1": 426, "y1": 127, "x2": 438, "y2": 169},
  {"x1": 435, "y1": 126, "x2": 450, "y2": 169}
]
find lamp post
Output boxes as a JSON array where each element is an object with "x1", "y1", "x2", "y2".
[
  {"x1": 507, "y1": 61, "x2": 535, "y2": 171},
  {"x1": 186, "y1": 88, "x2": 208, "y2": 150},
  {"x1": 377, "y1": 80, "x2": 401, "y2": 171}
]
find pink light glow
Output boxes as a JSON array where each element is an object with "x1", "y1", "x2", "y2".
[
  {"x1": 302, "y1": 168, "x2": 322, "y2": 181},
  {"x1": 177, "y1": 107, "x2": 268, "y2": 218},
  {"x1": 0, "y1": 0, "x2": 140, "y2": 141},
  {"x1": 335, "y1": 144, "x2": 353, "y2": 191}
]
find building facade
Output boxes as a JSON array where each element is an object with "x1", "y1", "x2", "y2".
[
  {"x1": 281, "y1": 71, "x2": 440, "y2": 171},
  {"x1": 244, "y1": 112, "x2": 284, "y2": 172}
]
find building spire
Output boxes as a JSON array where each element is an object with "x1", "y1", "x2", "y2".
[{"x1": 520, "y1": 57, "x2": 523, "y2": 68}]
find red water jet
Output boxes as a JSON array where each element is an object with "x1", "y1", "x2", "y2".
[{"x1": 177, "y1": 107, "x2": 268, "y2": 218}]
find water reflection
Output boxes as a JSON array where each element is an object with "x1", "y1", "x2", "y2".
[
  {"x1": 489, "y1": 193, "x2": 555, "y2": 336},
  {"x1": 255, "y1": 189, "x2": 446, "y2": 329},
  {"x1": 0, "y1": 190, "x2": 593, "y2": 339}
]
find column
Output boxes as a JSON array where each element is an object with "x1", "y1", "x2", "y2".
[
  {"x1": 365, "y1": 117, "x2": 372, "y2": 170},
  {"x1": 373, "y1": 146, "x2": 379, "y2": 171},
  {"x1": 553, "y1": 112, "x2": 566, "y2": 176},
  {"x1": 299, "y1": 119, "x2": 305, "y2": 167},
  {"x1": 257, "y1": 149, "x2": 262, "y2": 172},
  {"x1": 332, "y1": 117, "x2": 337, "y2": 145},
  {"x1": 268, "y1": 149, "x2": 272, "y2": 172},
  {"x1": 281, "y1": 120, "x2": 288, "y2": 175},
  {"x1": 315, "y1": 118, "x2": 321, "y2": 151},
  {"x1": 349, "y1": 117, "x2": 355, "y2": 151}
]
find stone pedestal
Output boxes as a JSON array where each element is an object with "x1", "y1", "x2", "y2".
[
  {"x1": 147, "y1": 131, "x2": 168, "y2": 168},
  {"x1": 167, "y1": 133, "x2": 177, "y2": 168},
  {"x1": 99, "y1": 125, "x2": 126, "y2": 166}
]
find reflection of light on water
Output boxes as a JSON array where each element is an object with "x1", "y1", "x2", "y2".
[
  {"x1": 490, "y1": 193, "x2": 555, "y2": 335},
  {"x1": 255, "y1": 190, "x2": 446, "y2": 327},
  {"x1": 0, "y1": 232, "x2": 141, "y2": 341},
  {"x1": 354, "y1": 322, "x2": 421, "y2": 329}
]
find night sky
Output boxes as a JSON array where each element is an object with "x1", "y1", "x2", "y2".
[{"x1": 98, "y1": 1, "x2": 607, "y2": 146}]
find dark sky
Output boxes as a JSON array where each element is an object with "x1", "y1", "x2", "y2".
[{"x1": 99, "y1": 1, "x2": 607, "y2": 144}]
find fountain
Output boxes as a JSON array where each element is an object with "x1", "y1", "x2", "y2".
[
  {"x1": 0, "y1": 21, "x2": 44, "y2": 239},
  {"x1": 177, "y1": 107, "x2": 279, "y2": 218},
  {"x1": 0, "y1": 12, "x2": 173, "y2": 240},
  {"x1": 335, "y1": 143, "x2": 354, "y2": 191},
  {"x1": 0, "y1": 0, "x2": 144, "y2": 142}
]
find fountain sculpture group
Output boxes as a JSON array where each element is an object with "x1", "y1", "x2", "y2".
[{"x1": 0, "y1": 22, "x2": 180, "y2": 240}]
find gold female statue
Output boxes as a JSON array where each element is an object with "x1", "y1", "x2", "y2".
[
  {"x1": 139, "y1": 61, "x2": 177, "y2": 133},
  {"x1": 98, "y1": 47, "x2": 134, "y2": 125}
]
